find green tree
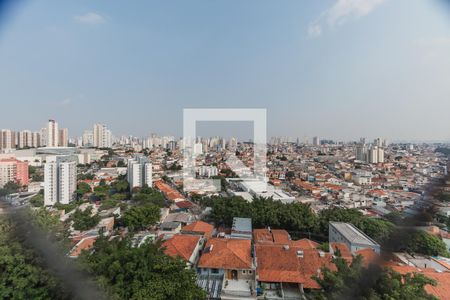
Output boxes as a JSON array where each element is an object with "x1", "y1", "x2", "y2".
[
  {"x1": 93, "y1": 185, "x2": 110, "y2": 201},
  {"x1": 357, "y1": 218, "x2": 395, "y2": 244},
  {"x1": 111, "y1": 179, "x2": 129, "y2": 194},
  {"x1": 77, "y1": 182, "x2": 92, "y2": 198},
  {"x1": 0, "y1": 217, "x2": 66, "y2": 299},
  {"x1": 132, "y1": 185, "x2": 165, "y2": 207},
  {"x1": 122, "y1": 205, "x2": 160, "y2": 231},
  {"x1": 29, "y1": 191, "x2": 44, "y2": 207},
  {"x1": 407, "y1": 230, "x2": 449, "y2": 257},
  {"x1": 80, "y1": 236, "x2": 205, "y2": 300},
  {"x1": 0, "y1": 181, "x2": 20, "y2": 196},
  {"x1": 70, "y1": 207, "x2": 101, "y2": 231},
  {"x1": 312, "y1": 255, "x2": 437, "y2": 300}
]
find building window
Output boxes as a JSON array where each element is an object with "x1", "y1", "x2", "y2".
[
  {"x1": 211, "y1": 268, "x2": 219, "y2": 274},
  {"x1": 248, "y1": 270, "x2": 252, "y2": 274},
  {"x1": 242, "y1": 270, "x2": 246, "y2": 274}
]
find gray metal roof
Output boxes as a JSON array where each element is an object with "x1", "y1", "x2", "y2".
[
  {"x1": 329, "y1": 221, "x2": 379, "y2": 246},
  {"x1": 232, "y1": 217, "x2": 252, "y2": 233}
]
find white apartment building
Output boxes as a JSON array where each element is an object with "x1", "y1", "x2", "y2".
[
  {"x1": 93, "y1": 123, "x2": 112, "y2": 148},
  {"x1": 44, "y1": 156, "x2": 77, "y2": 206},
  {"x1": 197, "y1": 165, "x2": 219, "y2": 177},
  {"x1": 18, "y1": 130, "x2": 32, "y2": 148},
  {"x1": 32, "y1": 132, "x2": 41, "y2": 148},
  {"x1": 44, "y1": 162, "x2": 58, "y2": 206},
  {"x1": 0, "y1": 129, "x2": 15, "y2": 150},
  {"x1": 355, "y1": 143, "x2": 385, "y2": 164},
  {"x1": 40, "y1": 127, "x2": 47, "y2": 147},
  {"x1": 82, "y1": 130, "x2": 94, "y2": 147},
  {"x1": 127, "y1": 156, "x2": 152, "y2": 190},
  {"x1": 368, "y1": 146, "x2": 384, "y2": 164},
  {"x1": 47, "y1": 119, "x2": 59, "y2": 147},
  {"x1": 58, "y1": 161, "x2": 76, "y2": 204}
]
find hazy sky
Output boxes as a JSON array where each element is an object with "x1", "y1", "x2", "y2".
[{"x1": 1, "y1": 0, "x2": 450, "y2": 141}]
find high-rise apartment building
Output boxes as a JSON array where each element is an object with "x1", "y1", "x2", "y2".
[
  {"x1": 44, "y1": 156, "x2": 77, "y2": 206},
  {"x1": 127, "y1": 156, "x2": 152, "y2": 190},
  {"x1": 40, "y1": 127, "x2": 47, "y2": 147},
  {"x1": 47, "y1": 119, "x2": 59, "y2": 147},
  {"x1": 32, "y1": 132, "x2": 41, "y2": 148},
  {"x1": 0, "y1": 158, "x2": 29, "y2": 188},
  {"x1": 356, "y1": 143, "x2": 368, "y2": 161},
  {"x1": 18, "y1": 130, "x2": 33, "y2": 148},
  {"x1": 0, "y1": 129, "x2": 15, "y2": 150},
  {"x1": 93, "y1": 123, "x2": 112, "y2": 148},
  {"x1": 82, "y1": 130, "x2": 94, "y2": 147},
  {"x1": 313, "y1": 136, "x2": 320, "y2": 146},
  {"x1": 58, "y1": 128, "x2": 69, "y2": 147}
]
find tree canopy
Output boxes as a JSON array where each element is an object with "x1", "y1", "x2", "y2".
[
  {"x1": 122, "y1": 204, "x2": 160, "y2": 231},
  {"x1": 70, "y1": 207, "x2": 101, "y2": 231},
  {"x1": 80, "y1": 236, "x2": 205, "y2": 300},
  {"x1": 311, "y1": 255, "x2": 437, "y2": 300},
  {"x1": 0, "y1": 217, "x2": 66, "y2": 299}
]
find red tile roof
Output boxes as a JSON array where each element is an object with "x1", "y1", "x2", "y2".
[
  {"x1": 253, "y1": 228, "x2": 291, "y2": 245},
  {"x1": 69, "y1": 236, "x2": 97, "y2": 258},
  {"x1": 256, "y1": 244, "x2": 303, "y2": 283},
  {"x1": 154, "y1": 180, "x2": 185, "y2": 202},
  {"x1": 255, "y1": 244, "x2": 336, "y2": 289},
  {"x1": 299, "y1": 249, "x2": 336, "y2": 289},
  {"x1": 355, "y1": 248, "x2": 379, "y2": 267},
  {"x1": 290, "y1": 239, "x2": 320, "y2": 250},
  {"x1": 198, "y1": 238, "x2": 252, "y2": 270},
  {"x1": 162, "y1": 234, "x2": 201, "y2": 262},
  {"x1": 388, "y1": 264, "x2": 450, "y2": 300},
  {"x1": 330, "y1": 242, "x2": 352, "y2": 262},
  {"x1": 175, "y1": 200, "x2": 194, "y2": 209},
  {"x1": 181, "y1": 221, "x2": 214, "y2": 237}
]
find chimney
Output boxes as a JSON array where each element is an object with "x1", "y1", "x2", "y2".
[
  {"x1": 296, "y1": 250, "x2": 304, "y2": 258},
  {"x1": 283, "y1": 244, "x2": 290, "y2": 251},
  {"x1": 319, "y1": 251, "x2": 325, "y2": 258}
]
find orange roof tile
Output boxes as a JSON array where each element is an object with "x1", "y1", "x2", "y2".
[
  {"x1": 181, "y1": 221, "x2": 214, "y2": 237},
  {"x1": 299, "y1": 249, "x2": 336, "y2": 289},
  {"x1": 198, "y1": 238, "x2": 252, "y2": 270},
  {"x1": 330, "y1": 242, "x2": 352, "y2": 261},
  {"x1": 162, "y1": 234, "x2": 201, "y2": 262},
  {"x1": 355, "y1": 248, "x2": 379, "y2": 267},
  {"x1": 291, "y1": 239, "x2": 320, "y2": 250},
  {"x1": 253, "y1": 228, "x2": 291, "y2": 245},
  {"x1": 155, "y1": 180, "x2": 185, "y2": 201},
  {"x1": 388, "y1": 264, "x2": 450, "y2": 300},
  {"x1": 256, "y1": 244, "x2": 303, "y2": 283},
  {"x1": 256, "y1": 244, "x2": 335, "y2": 288},
  {"x1": 69, "y1": 236, "x2": 97, "y2": 258}
]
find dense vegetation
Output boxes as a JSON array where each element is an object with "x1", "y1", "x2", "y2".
[
  {"x1": 70, "y1": 207, "x2": 101, "y2": 231},
  {"x1": 199, "y1": 196, "x2": 393, "y2": 241},
  {"x1": 199, "y1": 196, "x2": 449, "y2": 257},
  {"x1": 122, "y1": 204, "x2": 161, "y2": 231},
  {"x1": 311, "y1": 255, "x2": 437, "y2": 300},
  {"x1": 0, "y1": 181, "x2": 20, "y2": 196},
  {"x1": 0, "y1": 217, "x2": 66, "y2": 299},
  {"x1": 79, "y1": 236, "x2": 206, "y2": 300}
]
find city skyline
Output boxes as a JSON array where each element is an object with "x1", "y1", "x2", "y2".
[{"x1": 1, "y1": 0, "x2": 450, "y2": 141}]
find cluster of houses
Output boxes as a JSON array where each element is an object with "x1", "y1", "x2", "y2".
[{"x1": 158, "y1": 217, "x2": 384, "y2": 300}]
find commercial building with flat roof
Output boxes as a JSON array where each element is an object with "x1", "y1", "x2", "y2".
[{"x1": 329, "y1": 221, "x2": 380, "y2": 254}]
